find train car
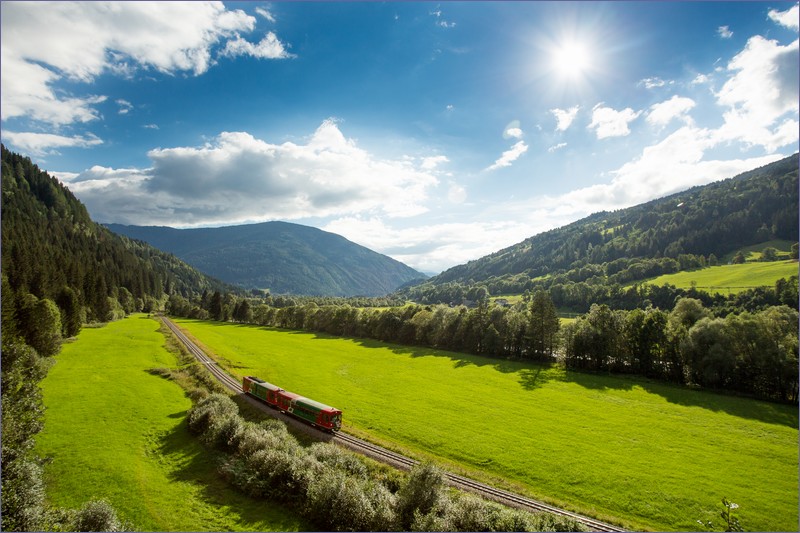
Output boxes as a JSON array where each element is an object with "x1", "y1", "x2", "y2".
[
  {"x1": 242, "y1": 375, "x2": 283, "y2": 408},
  {"x1": 242, "y1": 375, "x2": 342, "y2": 432},
  {"x1": 288, "y1": 395, "x2": 342, "y2": 433}
]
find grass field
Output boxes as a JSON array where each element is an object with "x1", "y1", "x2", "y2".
[
  {"x1": 174, "y1": 318, "x2": 798, "y2": 532},
  {"x1": 637, "y1": 259, "x2": 797, "y2": 294},
  {"x1": 35, "y1": 314, "x2": 309, "y2": 532}
]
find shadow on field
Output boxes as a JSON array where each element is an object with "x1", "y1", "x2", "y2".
[{"x1": 156, "y1": 418, "x2": 308, "y2": 530}]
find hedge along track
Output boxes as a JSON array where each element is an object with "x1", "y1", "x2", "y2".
[{"x1": 161, "y1": 316, "x2": 627, "y2": 532}]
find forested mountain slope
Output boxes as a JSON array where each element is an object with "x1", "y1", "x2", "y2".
[
  {"x1": 107, "y1": 222, "x2": 426, "y2": 297},
  {"x1": 1, "y1": 146, "x2": 230, "y2": 324},
  {"x1": 409, "y1": 154, "x2": 798, "y2": 298}
]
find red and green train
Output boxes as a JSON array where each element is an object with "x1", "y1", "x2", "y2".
[{"x1": 242, "y1": 375, "x2": 343, "y2": 432}]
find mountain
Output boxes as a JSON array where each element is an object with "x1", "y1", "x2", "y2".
[
  {"x1": 106, "y1": 222, "x2": 427, "y2": 297},
  {"x1": 403, "y1": 154, "x2": 798, "y2": 300},
  {"x1": 1, "y1": 146, "x2": 232, "y2": 324}
]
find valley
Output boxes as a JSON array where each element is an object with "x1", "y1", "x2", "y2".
[{"x1": 170, "y1": 317, "x2": 799, "y2": 532}]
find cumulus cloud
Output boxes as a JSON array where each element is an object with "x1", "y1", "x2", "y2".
[
  {"x1": 2, "y1": 131, "x2": 103, "y2": 156},
  {"x1": 420, "y1": 155, "x2": 449, "y2": 170},
  {"x1": 0, "y1": 2, "x2": 291, "y2": 126},
  {"x1": 588, "y1": 104, "x2": 641, "y2": 139},
  {"x1": 550, "y1": 106, "x2": 580, "y2": 131},
  {"x1": 769, "y1": 3, "x2": 799, "y2": 31},
  {"x1": 715, "y1": 35, "x2": 799, "y2": 152},
  {"x1": 540, "y1": 126, "x2": 785, "y2": 220},
  {"x1": 486, "y1": 141, "x2": 528, "y2": 171},
  {"x1": 62, "y1": 120, "x2": 441, "y2": 226},
  {"x1": 647, "y1": 95, "x2": 696, "y2": 128},
  {"x1": 548, "y1": 142, "x2": 567, "y2": 153},
  {"x1": 221, "y1": 32, "x2": 295, "y2": 59}
]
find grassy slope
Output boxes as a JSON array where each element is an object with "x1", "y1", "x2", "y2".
[
  {"x1": 35, "y1": 315, "x2": 308, "y2": 532},
  {"x1": 174, "y1": 318, "x2": 798, "y2": 532},
  {"x1": 638, "y1": 260, "x2": 798, "y2": 294}
]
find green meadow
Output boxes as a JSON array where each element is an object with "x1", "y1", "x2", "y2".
[
  {"x1": 35, "y1": 315, "x2": 308, "y2": 532},
  {"x1": 174, "y1": 318, "x2": 799, "y2": 532},
  {"x1": 638, "y1": 259, "x2": 797, "y2": 294}
]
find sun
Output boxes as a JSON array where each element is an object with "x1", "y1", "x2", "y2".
[{"x1": 551, "y1": 40, "x2": 591, "y2": 80}]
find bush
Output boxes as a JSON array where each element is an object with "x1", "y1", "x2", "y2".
[
  {"x1": 396, "y1": 462, "x2": 446, "y2": 529},
  {"x1": 187, "y1": 393, "x2": 238, "y2": 436},
  {"x1": 306, "y1": 470, "x2": 397, "y2": 531},
  {"x1": 72, "y1": 499, "x2": 124, "y2": 532},
  {"x1": 309, "y1": 442, "x2": 368, "y2": 479}
]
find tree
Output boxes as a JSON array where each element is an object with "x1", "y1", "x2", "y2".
[
  {"x1": 56, "y1": 286, "x2": 82, "y2": 338},
  {"x1": 526, "y1": 291, "x2": 560, "y2": 359},
  {"x1": 760, "y1": 246, "x2": 778, "y2": 262}
]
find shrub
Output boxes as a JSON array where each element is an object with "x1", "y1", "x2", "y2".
[
  {"x1": 187, "y1": 393, "x2": 238, "y2": 436},
  {"x1": 72, "y1": 499, "x2": 124, "y2": 532},
  {"x1": 306, "y1": 470, "x2": 397, "y2": 531},
  {"x1": 309, "y1": 442, "x2": 368, "y2": 479},
  {"x1": 396, "y1": 462, "x2": 446, "y2": 529}
]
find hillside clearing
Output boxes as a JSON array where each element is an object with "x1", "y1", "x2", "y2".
[
  {"x1": 174, "y1": 318, "x2": 798, "y2": 532},
  {"x1": 636, "y1": 259, "x2": 797, "y2": 294},
  {"x1": 35, "y1": 315, "x2": 308, "y2": 532}
]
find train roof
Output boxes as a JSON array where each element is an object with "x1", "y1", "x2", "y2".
[
  {"x1": 249, "y1": 377, "x2": 282, "y2": 392},
  {"x1": 294, "y1": 396, "x2": 341, "y2": 414}
]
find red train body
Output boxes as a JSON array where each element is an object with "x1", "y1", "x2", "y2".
[{"x1": 242, "y1": 375, "x2": 342, "y2": 432}]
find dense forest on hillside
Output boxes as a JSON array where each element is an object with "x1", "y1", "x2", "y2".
[
  {"x1": 1, "y1": 146, "x2": 231, "y2": 325},
  {"x1": 0, "y1": 145, "x2": 231, "y2": 531},
  {"x1": 107, "y1": 221, "x2": 426, "y2": 297},
  {"x1": 402, "y1": 154, "x2": 799, "y2": 305}
]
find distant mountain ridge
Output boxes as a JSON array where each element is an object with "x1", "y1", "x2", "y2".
[{"x1": 106, "y1": 221, "x2": 427, "y2": 297}]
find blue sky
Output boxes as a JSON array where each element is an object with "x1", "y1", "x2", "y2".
[{"x1": 2, "y1": 1, "x2": 798, "y2": 273}]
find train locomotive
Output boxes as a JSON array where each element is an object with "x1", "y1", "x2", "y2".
[{"x1": 242, "y1": 375, "x2": 342, "y2": 432}]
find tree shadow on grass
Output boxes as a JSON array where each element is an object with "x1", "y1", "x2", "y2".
[{"x1": 155, "y1": 418, "x2": 312, "y2": 531}]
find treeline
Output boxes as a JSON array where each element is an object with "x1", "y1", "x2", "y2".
[
  {"x1": 168, "y1": 285, "x2": 799, "y2": 402},
  {"x1": 402, "y1": 272, "x2": 798, "y2": 315},
  {"x1": 416, "y1": 154, "x2": 798, "y2": 294},
  {"x1": 187, "y1": 393, "x2": 584, "y2": 532},
  {"x1": 562, "y1": 301, "x2": 798, "y2": 402}
]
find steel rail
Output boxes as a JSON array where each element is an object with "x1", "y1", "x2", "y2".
[{"x1": 160, "y1": 316, "x2": 627, "y2": 532}]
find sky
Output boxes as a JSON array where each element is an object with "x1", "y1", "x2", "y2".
[{"x1": 1, "y1": 1, "x2": 798, "y2": 274}]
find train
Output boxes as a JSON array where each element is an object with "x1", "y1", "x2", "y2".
[{"x1": 242, "y1": 375, "x2": 343, "y2": 432}]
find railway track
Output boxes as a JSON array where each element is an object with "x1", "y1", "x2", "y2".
[{"x1": 161, "y1": 316, "x2": 627, "y2": 532}]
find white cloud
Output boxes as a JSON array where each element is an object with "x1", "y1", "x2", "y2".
[
  {"x1": 62, "y1": 120, "x2": 441, "y2": 226},
  {"x1": 588, "y1": 104, "x2": 641, "y2": 139},
  {"x1": 691, "y1": 73, "x2": 711, "y2": 85},
  {"x1": 647, "y1": 96, "x2": 696, "y2": 128},
  {"x1": 486, "y1": 141, "x2": 528, "y2": 171},
  {"x1": 116, "y1": 99, "x2": 133, "y2": 115},
  {"x1": 769, "y1": 4, "x2": 799, "y2": 31},
  {"x1": 255, "y1": 6, "x2": 276, "y2": 23},
  {"x1": 447, "y1": 182, "x2": 467, "y2": 204},
  {"x1": 143, "y1": 124, "x2": 159, "y2": 130},
  {"x1": 639, "y1": 77, "x2": 667, "y2": 89},
  {"x1": 539, "y1": 126, "x2": 786, "y2": 220},
  {"x1": 0, "y1": 2, "x2": 291, "y2": 126},
  {"x1": 715, "y1": 35, "x2": 799, "y2": 152},
  {"x1": 221, "y1": 32, "x2": 295, "y2": 60},
  {"x1": 421, "y1": 155, "x2": 449, "y2": 170},
  {"x1": 2, "y1": 131, "x2": 103, "y2": 156},
  {"x1": 548, "y1": 142, "x2": 567, "y2": 153},
  {"x1": 718, "y1": 25, "x2": 733, "y2": 39},
  {"x1": 505, "y1": 127, "x2": 524, "y2": 139},
  {"x1": 550, "y1": 106, "x2": 580, "y2": 131},
  {"x1": 323, "y1": 216, "x2": 530, "y2": 273}
]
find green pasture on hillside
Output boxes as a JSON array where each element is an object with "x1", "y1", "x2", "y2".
[
  {"x1": 637, "y1": 259, "x2": 797, "y2": 294},
  {"x1": 35, "y1": 315, "x2": 307, "y2": 532},
  {"x1": 174, "y1": 318, "x2": 799, "y2": 532}
]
